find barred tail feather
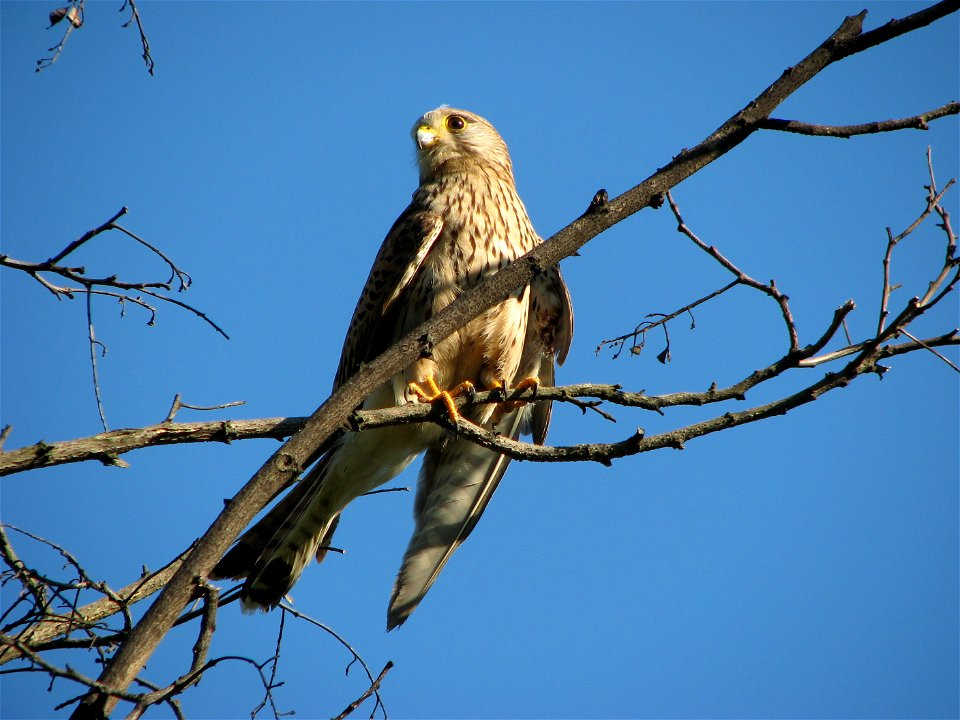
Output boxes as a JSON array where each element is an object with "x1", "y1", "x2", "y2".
[
  {"x1": 387, "y1": 408, "x2": 525, "y2": 630},
  {"x1": 212, "y1": 454, "x2": 339, "y2": 611},
  {"x1": 213, "y1": 422, "x2": 429, "y2": 612}
]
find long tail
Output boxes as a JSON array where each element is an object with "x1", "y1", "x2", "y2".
[
  {"x1": 387, "y1": 406, "x2": 526, "y2": 629},
  {"x1": 213, "y1": 421, "x2": 429, "y2": 611},
  {"x1": 211, "y1": 452, "x2": 340, "y2": 611}
]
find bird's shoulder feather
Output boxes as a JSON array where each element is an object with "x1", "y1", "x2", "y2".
[{"x1": 333, "y1": 207, "x2": 444, "y2": 389}]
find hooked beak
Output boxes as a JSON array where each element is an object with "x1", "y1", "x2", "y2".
[{"x1": 416, "y1": 125, "x2": 439, "y2": 150}]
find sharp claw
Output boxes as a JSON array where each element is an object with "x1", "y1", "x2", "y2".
[
  {"x1": 499, "y1": 376, "x2": 540, "y2": 409},
  {"x1": 512, "y1": 376, "x2": 540, "y2": 398}
]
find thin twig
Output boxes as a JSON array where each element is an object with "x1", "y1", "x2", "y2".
[
  {"x1": 759, "y1": 101, "x2": 960, "y2": 137},
  {"x1": 250, "y1": 609, "x2": 288, "y2": 720},
  {"x1": 596, "y1": 280, "x2": 739, "y2": 359},
  {"x1": 0, "y1": 526, "x2": 49, "y2": 615},
  {"x1": 37, "y1": 0, "x2": 85, "y2": 72},
  {"x1": 86, "y1": 288, "x2": 109, "y2": 432},
  {"x1": 119, "y1": 0, "x2": 154, "y2": 75},
  {"x1": 163, "y1": 394, "x2": 246, "y2": 423},
  {"x1": 665, "y1": 191, "x2": 800, "y2": 351},
  {"x1": 137, "y1": 287, "x2": 230, "y2": 338},
  {"x1": 277, "y1": 602, "x2": 388, "y2": 718},
  {"x1": 332, "y1": 662, "x2": 394, "y2": 720},
  {"x1": 877, "y1": 163, "x2": 955, "y2": 334},
  {"x1": 111, "y1": 224, "x2": 191, "y2": 290},
  {"x1": 897, "y1": 328, "x2": 960, "y2": 372},
  {"x1": 48, "y1": 207, "x2": 129, "y2": 266},
  {"x1": 2, "y1": 209, "x2": 226, "y2": 338}
]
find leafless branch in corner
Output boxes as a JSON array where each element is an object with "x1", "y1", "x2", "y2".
[
  {"x1": 801, "y1": 149, "x2": 958, "y2": 367},
  {"x1": 37, "y1": 0, "x2": 155, "y2": 74},
  {"x1": 0, "y1": 207, "x2": 228, "y2": 428},
  {"x1": 0, "y1": 527, "x2": 194, "y2": 666},
  {"x1": 0, "y1": 528, "x2": 374, "y2": 718},
  {"x1": 37, "y1": 0, "x2": 85, "y2": 72}
]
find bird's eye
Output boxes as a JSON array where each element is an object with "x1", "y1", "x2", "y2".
[{"x1": 445, "y1": 115, "x2": 467, "y2": 132}]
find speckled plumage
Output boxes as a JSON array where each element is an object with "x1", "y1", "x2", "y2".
[{"x1": 212, "y1": 107, "x2": 573, "y2": 629}]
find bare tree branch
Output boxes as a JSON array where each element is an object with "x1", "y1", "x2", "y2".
[
  {"x1": 86, "y1": 290, "x2": 110, "y2": 432},
  {"x1": 596, "y1": 280, "x2": 739, "y2": 360},
  {"x1": 119, "y1": 0, "x2": 154, "y2": 75},
  {"x1": 898, "y1": 329, "x2": 960, "y2": 372},
  {"x1": 878, "y1": 175, "x2": 956, "y2": 335},
  {"x1": 163, "y1": 394, "x2": 246, "y2": 423},
  {"x1": 123, "y1": 584, "x2": 219, "y2": 716},
  {"x1": 664, "y1": 191, "x2": 801, "y2": 350},
  {"x1": 37, "y1": 0, "x2": 85, "y2": 72},
  {"x1": 0, "y1": 539, "x2": 193, "y2": 665},
  {"x1": 333, "y1": 662, "x2": 394, "y2": 720},
  {"x1": 16, "y1": 318, "x2": 959, "y2": 478},
  {"x1": 40, "y1": 309, "x2": 960, "y2": 477},
  {"x1": 1, "y1": 206, "x2": 228, "y2": 432},
  {"x1": 0, "y1": 531, "x2": 292, "y2": 718},
  {"x1": 37, "y1": 0, "x2": 155, "y2": 74},
  {"x1": 0, "y1": 417, "x2": 301, "y2": 477},
  {"x1": 759, "y1": 101, "x2": 960, "y2": 137},
  {"x1": 0, "y1": 207, "x2": 226, "y2": 339},
  {"x1": 278, "y1": 603, "x2": 389, "y2": 720}
]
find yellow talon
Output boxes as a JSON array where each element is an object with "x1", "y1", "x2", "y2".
[
  {"x1": 449, "y1": 380, "x2": 477, "y2": 398},
  {"x1": 407, "y1": 376, "x2": 475, "y2": 424},
  {"x1": 499, "y1": 376, "x2": 540, "y2": 409},
  {"x1": 512, "y1": 376, "x2": 540, "y2": 395},
  {"x1": 407, "y1": 375, "x2": 442, "y2": 402},
  {"x1": 406, "y1": 375, "x2": 539, "y2": 422}
]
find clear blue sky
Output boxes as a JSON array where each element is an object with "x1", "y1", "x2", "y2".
[{"x1": 2, "y1": 2, "x2": 957, "y2": 718}]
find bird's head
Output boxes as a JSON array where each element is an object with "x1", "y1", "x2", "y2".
[{"x1": 412, "y1": 107, "x2": 513, "y2": 180}]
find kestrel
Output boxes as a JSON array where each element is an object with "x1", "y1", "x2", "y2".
[{"x1": 212, "y1": 107, "x2": 573, "y2": 629}]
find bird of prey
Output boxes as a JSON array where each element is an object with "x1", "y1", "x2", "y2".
[{"x1": 212, "y1": 107, "x2": 573, "y2": 629}]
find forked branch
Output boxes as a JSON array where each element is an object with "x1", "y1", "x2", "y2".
[
  {"x1": 37, "y1": 0, "x2": 154, "y2": 74},
  {"x1": 1, "y1": 207, "x2": 228, "y2": 430}
]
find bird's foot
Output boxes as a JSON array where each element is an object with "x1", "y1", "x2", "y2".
[
  {"x1": 482, "y1": 376, "x2": 539, "y2": 409},
  {"x1": 512, "y1": 376, "x2": 540, "y2": 395},
  {"x1": 407, "y1": 375, "x2": 475, "y2": 423},
  {"x1": 500, "y1": 376, "x2": 540, "y2": 409}
]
